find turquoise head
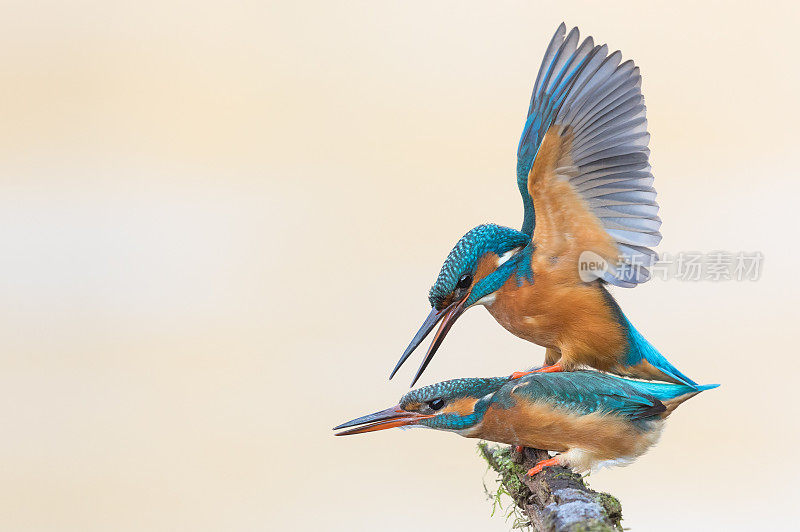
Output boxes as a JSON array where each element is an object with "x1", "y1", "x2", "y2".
[
  {"x1": 333, "y1": 376, "x2": 510, "y2": 435},
  {"x1": 390, "y1": 224, "x2": 529, "y2": 386}
]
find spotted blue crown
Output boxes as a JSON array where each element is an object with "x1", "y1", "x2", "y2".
[
  {"x1": 428, "y1": 224, "x2": 529, "y2": 309},
  {"x1": 400, "y1": 377, "x2": 509, "y2": 407}
]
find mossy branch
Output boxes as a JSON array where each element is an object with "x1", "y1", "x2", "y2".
[{"x1": 478, "y1": 443, "x2": 622, "y2": 532}]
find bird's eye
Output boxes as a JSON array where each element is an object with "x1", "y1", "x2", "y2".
[
  {"x1": 427, "y1": 398, "x2": 445, "y2": 411},
  {"x1": 456, "y1": 274, "x2": 472, "y2": 290}
]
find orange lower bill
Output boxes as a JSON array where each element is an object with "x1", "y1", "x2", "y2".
[{"x1": 333, "y1": 406, "x2": 434, "y2": 436}]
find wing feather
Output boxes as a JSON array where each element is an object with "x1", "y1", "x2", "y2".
[
  {"x1": 511, "y1": 371, "x2": 667, "y2": 421},
  {"x1": 516, "y1": 25, "x2": 661, "y2": 286}
]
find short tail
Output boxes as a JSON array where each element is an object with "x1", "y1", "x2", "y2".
[
  {"x1": 646, "y1": 352, "x2": 699, "y2": 388},
  {"x1": 621, "y1": 331, "x2": 701, "y2": 388},
  {"x1": 618, "y1": 305, "x2": 699, "y2": 387},
  {"x1": 599, "y1": 286, "x2": 701, "y2": 388},
  {"x1": 628, "y1": 381, "x2": 719, "y2": 418},
  {"x1": 689, "y1": 383, "x2": 720, "y2": 392},
  {"x1": 661, "y1": 384, "x2": 719, "y2": 417}
]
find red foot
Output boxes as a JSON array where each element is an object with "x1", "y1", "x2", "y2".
[
  {"x1": 527, "y1": 457, "x2": 560, "y2": 476},
  {"x1": 511, "y1": 363, "x2": 564, "y2": 380}
]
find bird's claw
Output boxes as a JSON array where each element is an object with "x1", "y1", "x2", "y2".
[
  {"x1": 511, "y1": 363, "x2": 565, "y2": 380},
  {"x1": 526, "y1": 457, "x2": 560, "y2": 476}
]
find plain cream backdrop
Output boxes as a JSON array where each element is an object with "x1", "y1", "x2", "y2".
[{"x1": 2, "y1": 1, "x2": 798, "y2": 530}]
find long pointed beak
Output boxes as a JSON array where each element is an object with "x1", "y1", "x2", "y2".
[
  {"x1": 389, "y1": 305, "x2": 452, "y2": 380},
  {"x1": 333, "y1": 405, "x2": 433, "y2": 436},
  {"x1": 409, "y1": 299, "x2": 467, "y2": 387},
  {"x1": 389, "y1": 291, "x2": 471, "y2": 386}
]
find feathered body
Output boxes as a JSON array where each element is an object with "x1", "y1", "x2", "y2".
[
  {"x1": 392, "y1": 24, "x2": 700, "y2": 388},
  {"x1": 336, "y1": 371, "x2": 717, "y2": 473},
  {"x1": 486, "y1": 259, "x2": 694, "y2": 383},
  {"x1": 467, "y1": 372, "x2": 706, "y2": 471}
]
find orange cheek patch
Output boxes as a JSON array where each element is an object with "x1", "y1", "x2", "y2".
[
  {"x1": 441, "y1": 397, "x2": 478, "y2": 416},
  {"x1": 474, "y1": 253, "x2": 500, "y2": 284}
]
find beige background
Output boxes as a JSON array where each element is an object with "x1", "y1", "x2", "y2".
[{"x1": 1, "y1": 1, "x2": 798, "y2": 530}]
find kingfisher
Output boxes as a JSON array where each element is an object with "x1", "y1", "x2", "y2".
[
  {"x1": 390, "y1": 24, "x2": 698, "y2": 387},
  {"x1": 336, "y1": 371, "x2": 717, "y2": 475}
]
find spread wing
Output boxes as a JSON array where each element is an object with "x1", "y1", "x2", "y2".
[{"x1": 516, "y1": 24, "x2": 660, "y2": 287}]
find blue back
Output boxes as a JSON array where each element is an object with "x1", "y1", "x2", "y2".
[{"x1": 503, "y1": 371, "x2": 715, "y2": 423}]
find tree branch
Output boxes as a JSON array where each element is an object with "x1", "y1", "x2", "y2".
[{"x1": 478, "y1": 443, "x2": 622, "y2": 531}]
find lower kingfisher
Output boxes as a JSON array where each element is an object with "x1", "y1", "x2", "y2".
[
  {"x1": 390, "y1": 24, "x2": 699, "y2": 387},
  {"x1": 336, "y1": 371, "x2": 717, "y2": 475}
]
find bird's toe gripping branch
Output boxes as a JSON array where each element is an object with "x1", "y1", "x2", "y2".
[
  {"x1": 511, "y1": 363, "x2": 564, "y2": 380},
  {"x1": 527, "y1": 456, "x2": 561, "y2": 477}
]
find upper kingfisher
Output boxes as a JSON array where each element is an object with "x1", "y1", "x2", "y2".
[
  {"x1": 336, "y1": 371, "x2": 717, "y2": 475},
  {"x1": 390, "y1": 24, "x2": 699, "y2": 387}
]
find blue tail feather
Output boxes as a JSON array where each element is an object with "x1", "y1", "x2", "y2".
[
  {"x1": 622, "y1": 317, "x2": 699, "y2": 387},
  {"x1": 623, "y1": 380, "x2": 719, "y2": 404},
  {"x1": 597, "y1": 285, "x2": 700, "y2": 388}
]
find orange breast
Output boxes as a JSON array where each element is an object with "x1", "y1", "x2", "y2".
[
  {"x1": 471, "y1": 401, "x2": 654, "y2": 461},
  {"x1": 485, "y1": 262, "x2": 627, "y2": 371}
]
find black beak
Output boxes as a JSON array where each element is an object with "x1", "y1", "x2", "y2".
[
  {"x1": 333, "y1": 405, "x2": 433, "y2": 436},
  {"x1": 389, "y1": 305, "x2": 449, "y2": 380},
  {"x1": 389, "y1": 293, "x2": 469, "y2": 387}
]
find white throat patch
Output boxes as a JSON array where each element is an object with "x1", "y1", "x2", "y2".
[{"x1": 475, "y1": 293, "x2": 496, "y2": 306}]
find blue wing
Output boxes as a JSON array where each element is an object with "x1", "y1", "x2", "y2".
[
  {"x1": 516, "y1": 24, "x2": 661, "y2": 287},
  {"x1": 509, "y1": 371, "x2": 705, "y2": 421}
]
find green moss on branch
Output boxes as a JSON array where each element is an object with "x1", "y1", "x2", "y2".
[{"x1": 478, "y1": 443, "x2": 622, "y2": 532}]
